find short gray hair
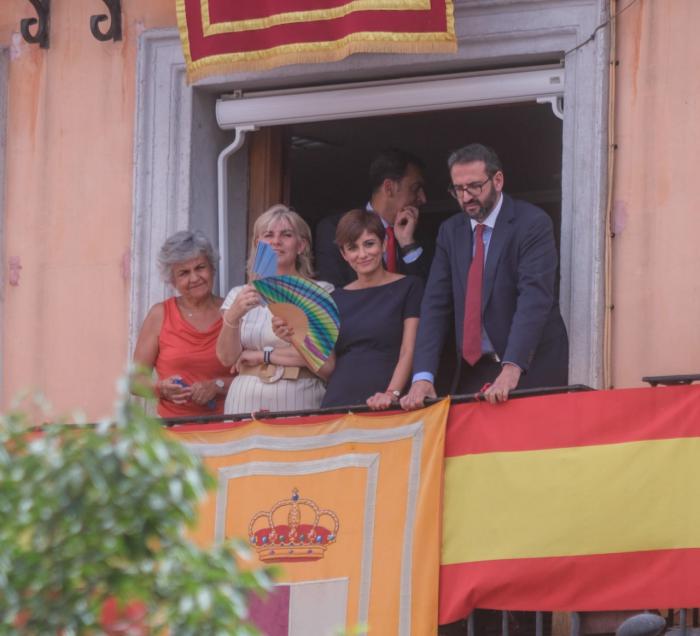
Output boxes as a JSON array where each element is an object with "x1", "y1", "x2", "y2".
[
  {"x1": 447, "y1": 143, "x2": 503, "y2": 176},
  {"x1": 157, "y1": 230, "x2": 219, "y2": 285}
]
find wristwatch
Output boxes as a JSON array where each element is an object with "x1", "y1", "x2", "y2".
[
  {"x1": 400, "y1": 242, "x2": 420, "y2": 256},
  {"x1": 214, "y1": 379, "x2": 225, "y2": 391},
  {"x1": 263, "y1": 346, "x2": 274, "y2": 365}
]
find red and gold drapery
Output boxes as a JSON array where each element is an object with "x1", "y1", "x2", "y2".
[{"x1": 176, "y1": 0, "x2": 456, "y2": 81}]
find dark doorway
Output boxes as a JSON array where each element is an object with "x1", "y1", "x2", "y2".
[{"x1": 287, "y1": 101, "x2": 563, "y2": 253}]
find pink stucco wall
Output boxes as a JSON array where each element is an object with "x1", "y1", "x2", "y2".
[
  {"x1": 1, "y1": 0, "x2": 698, "y2": 417},
  {"x1": 611, "y1": 0, "x2": 700, "y2": 387},
  {"x1": 1, "y1": 0, "x2": 175, "y2": 417}
]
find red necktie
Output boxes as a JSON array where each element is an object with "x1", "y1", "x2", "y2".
[
  {"x1": 385, "y1": 225, "x2": 398, "y2": 273},
  {"x1": 462, "y1": 223, "x2": 485, "y2": 365}
]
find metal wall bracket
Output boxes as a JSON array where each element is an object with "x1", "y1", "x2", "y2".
[
  {"x1": 537, "y1": 96, "x2": 564, "y2": 121},
  {"x1": 90, "y1": 0, "x2": 122, "y2": 42},
  {"x1": 642, "y1": 373, "x2": 700, "y2": 387},
  {"x1": 20, "y1": 0, "x2": 50, "y2": 49}
]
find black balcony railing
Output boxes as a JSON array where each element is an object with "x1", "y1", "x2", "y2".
[
  {"x1": 642, "y1": 374, "x2": 700, "y2": 387},
  {"x1": 158, "y1": 383, "x2": 595, "y2": 427}
]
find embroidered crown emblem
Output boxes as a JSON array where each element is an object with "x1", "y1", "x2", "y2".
[{"x1": 248, "y1": 488, "x2": 339, "y2": 563}]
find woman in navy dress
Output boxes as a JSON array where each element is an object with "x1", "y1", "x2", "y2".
[{"x1": 276, "y1": 209, "x2": 423, "y2": 410}]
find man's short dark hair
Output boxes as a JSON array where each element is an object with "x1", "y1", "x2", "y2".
[
  {"x1": 447, "y1": 143, "x2": 503, "y2": 177},
  {"x1": 369, "y1": 148, "x2": 425, "y2": 194}
]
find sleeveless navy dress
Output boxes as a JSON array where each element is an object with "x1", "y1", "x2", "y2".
[{"x1": 322, "y1": 276, "x2": 424, "y2": 408}]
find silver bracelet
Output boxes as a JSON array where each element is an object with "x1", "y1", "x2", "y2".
[
  {"x1": 263, "y1": 347, "x2": 273, "y2": 365},
  {"x1": 223, "y1": 315, "x2": 240, "y2": 329}
]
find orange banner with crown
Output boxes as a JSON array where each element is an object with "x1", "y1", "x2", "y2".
[
  {"x1": 172, "y1": 400, "x2": 448, "y2": 635},
  {"x1": 176, "y1": 0, "x2": 456, "y2": 82}
]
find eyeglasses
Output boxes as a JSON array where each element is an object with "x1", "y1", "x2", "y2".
[{"x1": 447, "y1": 176, "x2": 492, "y2": 199}]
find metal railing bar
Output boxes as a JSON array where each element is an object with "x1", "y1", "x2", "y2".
[
  {"x1": 680, "y1": 608, "x2": 687, "y2": 636},
  {"x1": 570, "y1": 611, "x2": 581, "y2": 636},
  {"x1": 642, "y1": 373, "x2": 700, "y2": 387},
  {"x1": 535, "y1": 610, "x2": 543, "y2": 636},
  {"x1": 157, "y1": 383, "x2": 594, "y2": 427},
  {"x1": 25, "y1": 383, "x2": 594, "y2": 432}
]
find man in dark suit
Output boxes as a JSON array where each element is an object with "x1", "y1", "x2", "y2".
[
  {"x1": 315, "y1": 149, "x2": 431, "y2": 287},
  {"x1": 401, "y1": 143, "x2": 568, "y2": 408}
]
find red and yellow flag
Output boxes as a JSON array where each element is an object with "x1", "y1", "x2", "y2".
[
  {"x1": 440, "y1": 385, "x2": 700, "y2": 623},
  {"x1": 176, "y1": 0, "x2": 456, "y2": 81},
  {"x1": 171, "y1": 400, "x2": 448, "y2": 635}
]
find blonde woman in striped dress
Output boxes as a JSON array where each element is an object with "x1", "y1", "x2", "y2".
[{"x1": 216, "y1": 205, "x2": 333, "y2": 414}]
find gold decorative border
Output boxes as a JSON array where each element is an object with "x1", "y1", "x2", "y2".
[
  {"x1": 190, "y1": 32, "x2": 456, "y2": 83},
  {"x1": 176, "y1": 0, "x2": 195, "y2": 68},
  {"x1": 201, "y1": 0, "x2": 431, "y2": 36},
  {"x1": 175, "y1": 0, "x2": 456, "y2": 83}
]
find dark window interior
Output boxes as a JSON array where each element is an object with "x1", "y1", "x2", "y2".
[{"x1": 287, "y1": 101, "x2": 563, "y2": 256}]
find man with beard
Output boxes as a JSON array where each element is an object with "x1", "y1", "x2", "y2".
[{"x1": 401, "y1": 143, "x2": 569, "y2": 409}]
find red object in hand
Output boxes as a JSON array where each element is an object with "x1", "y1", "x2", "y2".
[{"x1": 476, "y1": 383, "x2": 491, "y2": 400}]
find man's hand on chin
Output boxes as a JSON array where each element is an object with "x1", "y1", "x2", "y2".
[
  {"x1": 394, "y1": 206, "x2": 419, "y2": 246},
  {"x1": 400, "y1": 380, "x2": 436, "y2": 411},
  {"x1": 483, "y1": 363, "x2": 521, "y2": 404}
]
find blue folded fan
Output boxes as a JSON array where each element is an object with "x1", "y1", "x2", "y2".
[{"x1": 252, "y1": 241, "x2": 278, "y2": 279}]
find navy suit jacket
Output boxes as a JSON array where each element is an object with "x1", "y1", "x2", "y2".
[
  {"x1": 315, "y1": 210, "x2": 432, "y2": 288},
  {"x1": 413, "y1": 194, "x2": 568, "y2": 389}
]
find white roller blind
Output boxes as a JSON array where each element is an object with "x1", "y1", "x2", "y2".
[{"x1": 216, "y1": 67, "x2": 565, "y2": 129}]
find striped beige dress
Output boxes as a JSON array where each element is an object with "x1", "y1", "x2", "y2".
[{"x1": 222, "y1": 282, "x2": 333, "y2": 414}]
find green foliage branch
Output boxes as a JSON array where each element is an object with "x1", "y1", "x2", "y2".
[{"x1": 0, "y1": 379, "x2": 273, "y2": 635}]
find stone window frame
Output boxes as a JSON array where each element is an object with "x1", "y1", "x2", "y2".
[{"x1": 131, "y1": 0, "x2": 610, "y2": 388}]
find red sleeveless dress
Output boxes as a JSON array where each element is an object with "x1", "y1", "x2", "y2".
[{"x1": 155, "y1": 297, "x2": 230, "y2": 418}]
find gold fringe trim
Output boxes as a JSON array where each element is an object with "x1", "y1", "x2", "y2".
[
  {"x1": 175, "y1": 0, "x2": 195, "y2": 68},
  {"x1": 185, "y1": 36, "x2": 457, "y2": 84},
  {"x1": 444, "y1": 0, "x2": 455, "y2": 47},
  {"x1": 201, "y1": 0, "x2": 430, "y2": 36},
  {"x1": 187, "y1": 41, "x2": 458, "y2": 83}
]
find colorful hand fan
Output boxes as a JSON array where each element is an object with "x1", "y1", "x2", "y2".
[
  {"x1": 252, "y1": 241, "x2": 278, "y2": 279},
  {"x1": 251, "y1": 275, "x2": 339, "y2": 373}
]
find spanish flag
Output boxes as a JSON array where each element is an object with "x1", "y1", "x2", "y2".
[{"x1": 440, "y1": 385, "x2": 700, "y2": 623}]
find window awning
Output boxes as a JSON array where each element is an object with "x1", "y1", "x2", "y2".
[{"x1": 215, "y1": 67, "x2": 565, "y2": 128}]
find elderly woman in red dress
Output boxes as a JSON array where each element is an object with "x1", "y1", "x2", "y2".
[{"x1": 132, "y1": 230, "x2": 232, "y2": 417}]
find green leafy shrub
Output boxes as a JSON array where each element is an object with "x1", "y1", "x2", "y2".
[{"x1": 0, "y1": 380, "x2": 272, "y2": 635}]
